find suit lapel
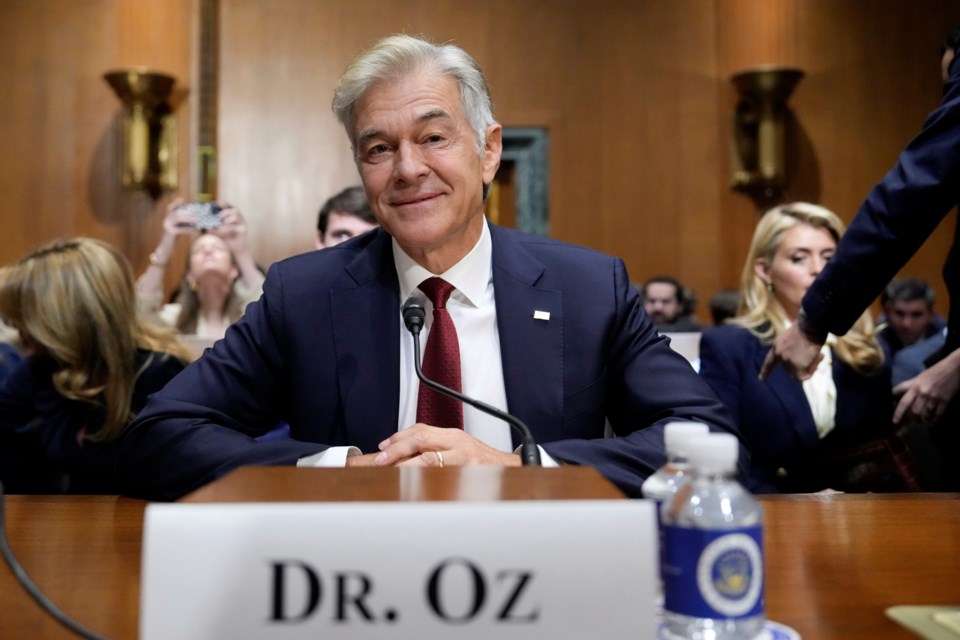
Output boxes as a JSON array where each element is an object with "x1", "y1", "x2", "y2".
[
  {"x1": 331, "y1": 230, "x2": 401, "y2": 452},
  {"x1": 754, "y1": 343, "x2": 820, "y2": 449},
  {"x1": 490, "y1": 225, "x2": 564, "y2": 448}
]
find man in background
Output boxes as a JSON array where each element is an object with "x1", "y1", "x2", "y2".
[
  {"x1": 642, "y1": 275, "x2": 701, "y2": 332},
  {"x1": 877, "y1": 277, "x2": 945, "y2": 359},
  {"x1": 708, "y1": 289, "x2": 740, "y2": 327},
  {"x1": 315, "y1": 185, "x2": 379, "y2": 249}
]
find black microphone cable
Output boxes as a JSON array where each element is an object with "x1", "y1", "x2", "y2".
[
  {"x1": 402, "y1": 295, "x2": 542, "y2": 466},
  {"x1": 0, "y1": 481, "x2": 110, "y2": 640}
]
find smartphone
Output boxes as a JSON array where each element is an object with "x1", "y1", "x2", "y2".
[{"x1": 178, "y1": 202, "x2": 222, "y2": 229}]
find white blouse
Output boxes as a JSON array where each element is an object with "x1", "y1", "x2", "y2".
[{"x1": 801, "y1": 337, "x2": 837, "y2": 439}]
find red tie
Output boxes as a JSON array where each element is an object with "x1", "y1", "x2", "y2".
[{"x1": 416, "y1": 277, "x2": 464, "y2": 429}]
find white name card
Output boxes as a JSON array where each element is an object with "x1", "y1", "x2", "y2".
[{"x1": 141, "y1": 500, "x2": 657, "y2": 639}]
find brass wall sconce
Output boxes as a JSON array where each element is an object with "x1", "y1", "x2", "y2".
[
  {"x1": 730, "y1": 65, "x2": 804, "y2": 201},
  {"x1": 104, "y1": 68, "x2": 179, "y2": 198}
]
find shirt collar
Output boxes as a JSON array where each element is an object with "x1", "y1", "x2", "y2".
[{"x1": 393, "y1": 217, "x2": 492, "y2": 308}]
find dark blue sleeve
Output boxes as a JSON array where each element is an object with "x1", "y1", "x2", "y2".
[
  {"x1": 803, "y1": 59, "x2": 960, "y2": 335},
  {"x1": 117, "y1": 266, "x2": 332, "y2": 501},
  {"x1": 540, "y1": 259, "x2": 750, "y2": 496}
]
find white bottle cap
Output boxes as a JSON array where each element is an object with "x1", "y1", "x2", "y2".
[
  {"x1": 688, "y1": 432, "x2": 739, "y2": 474},
  {"x1": 663, "y1": 421, "x2": 710, "y2": 457}
]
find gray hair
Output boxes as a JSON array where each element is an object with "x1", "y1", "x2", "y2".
[{"x1": 332, "y1": 34, "x2": 496, "y2": 157}]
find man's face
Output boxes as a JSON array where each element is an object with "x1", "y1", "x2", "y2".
[
  {"x1": 315, "y1": 211, "x2": 379, "y2": 250},
  {"x1": 352, "y1": 71, "x2": 502, "y2": 272},
  {"x1": 886, "y1": 299, "x2": 934, "y2": 347},
  {"x1": 644, "y1": 283, "x2": 683, "y2": 325}
]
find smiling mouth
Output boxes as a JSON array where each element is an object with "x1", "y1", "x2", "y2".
[{"x1": 392, "y1": 193, "x2": 440, "y2": 207}]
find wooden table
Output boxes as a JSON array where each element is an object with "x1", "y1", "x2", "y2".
[{"x1": 1, "y1": 467, "x2": 958, "y2": 639}]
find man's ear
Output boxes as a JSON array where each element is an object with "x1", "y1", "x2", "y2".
[
  {"x1": 481, "y1": 124, "x2": 503, "y2": 184},
  {"x1": 315, "y1": 231, "x2": 326, "y2": 250}
]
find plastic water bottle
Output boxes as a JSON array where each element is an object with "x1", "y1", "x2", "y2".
[
  {"x1": 642, "y1": 421, "x2": 710, "y2": 503},
  {"x1": 662, "y1": 433, "x2": 765, "y2": 640},
  {"x1": 643, "y1": 421, "x2": 710, "y2": 602}
]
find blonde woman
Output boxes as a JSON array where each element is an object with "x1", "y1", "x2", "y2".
[
  {"x1": 699, "y1": 203, "x2": 899, "y2": 493},
  {"x1": 138, "y1": 198, "x2": 265, "y2": 339},
  {"x1": 0, "y1": 238, "x2": 193, "y2": 493}
]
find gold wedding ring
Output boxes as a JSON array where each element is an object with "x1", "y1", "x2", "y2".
[{"x1": 436, "y1": 451, "x2": 444, "y2": 468}]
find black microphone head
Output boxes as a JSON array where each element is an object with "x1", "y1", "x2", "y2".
[{"x1": 402, "y1": 294, "x2": 426, "y2": 334}]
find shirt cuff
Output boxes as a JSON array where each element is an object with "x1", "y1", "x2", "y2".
[
  {"x1": 512, "y1": 445, "x2": 560, "y2": 467},
  {"x1": 297, "y1": 446, "x2": 362, "y2": 468}
]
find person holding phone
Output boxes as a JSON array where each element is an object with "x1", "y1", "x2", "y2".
[{"x1": 137, "y1": 198, "x2": 265, "y2": 340}]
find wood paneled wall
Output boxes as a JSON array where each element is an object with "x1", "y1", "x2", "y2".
[
  {"x1": 1, "y1": 0, "x2": 194, "y2": 283},
  {"x1": 3, "y1": 0, "x2": 959, "y2": 322}
]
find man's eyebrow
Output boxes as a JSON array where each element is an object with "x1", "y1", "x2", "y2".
[
  {"x1": 356, "y1": 109, "x2": 453, "y2": 147},
  {"x1": 356, "y1": 128, "x2": 382, "y2": 147}
]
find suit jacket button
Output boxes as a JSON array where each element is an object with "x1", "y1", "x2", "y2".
[{"x1": 777, "y1": 467, "x2": 789, "y2": 478}]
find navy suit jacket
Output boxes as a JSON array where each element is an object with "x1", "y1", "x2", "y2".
[
  {"x1": 804, "y1": 50, "x2": 960, "y2": 354},
  {"x1": 0, "y1": 350, "x2": 185, "y2": 493},
  {"x1": 119, "y1": 224, "x2": 745, "y2": 500},
  {"x1": 700, "y1": 325, "x2": 893, "y2": 493}
]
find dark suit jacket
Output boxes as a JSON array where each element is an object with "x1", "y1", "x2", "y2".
[
  {"x1": 0, "y1": 350, "x2": 186, "y2": 493},
  {"x1": 118, "y1": 224, "x2": 745, "y2": 500},
  {"x1": 699, "y1": 325, "x2": 893, "y2": 493},
  {"x1": 803, "y1": 50, "x2": 960, "y2": 354}
]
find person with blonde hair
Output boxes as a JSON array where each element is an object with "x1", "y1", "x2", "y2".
[
  {"x1": 138, "y1": 198, "x2": 264, "y2": 340},
  {"x1": 699, "y1": 203, "x2": 906, "y2": 493},
  {"x1": 0, "y1": 238, "x2": 193, "y2": 493}
]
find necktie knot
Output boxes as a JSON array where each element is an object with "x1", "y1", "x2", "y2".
[{"x1": 419, "y1": 277, "x2": 455, "y2": 310}]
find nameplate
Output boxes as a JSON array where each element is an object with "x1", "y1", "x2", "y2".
[{"x1": 141, "y1": 500, "x2": 657, "y2": 639}]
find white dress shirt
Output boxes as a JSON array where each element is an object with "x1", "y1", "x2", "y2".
[{"x1": 299, "y1": 219, "x2": 557, "y2": 467}]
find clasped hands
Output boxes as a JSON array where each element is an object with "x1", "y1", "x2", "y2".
[{"x1": 345, "y1": 423, "x2": 522, "y2": 468}]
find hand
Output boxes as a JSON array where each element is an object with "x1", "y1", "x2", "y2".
[
  {"x1": 892, "y1": 348, "x2": 960, "y2": 424},
  {"x1": 345, "y1": 452, "x2": 384, "y2": 468},
  {"x1": 345, "y1": 451, "x2": 420, "y2": 467},
  {"x1": 211, "y1": 205, "x2": 249, "y2": 256},
  {"x1": 374, "y1": 423, "x2": 522, "y2": 468},
  {"x1": 162, "y1": 197, "x2": 199, "y2": 236},
  {"x1": 759, "y1": 323, "x2": 825, "y2": 381}
]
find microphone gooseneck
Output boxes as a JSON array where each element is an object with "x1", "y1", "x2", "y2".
[
  {"x1": 0, "y1": 481, "x2": 110, "y2": 640},
  {"x1": 401, "y1": 295, "x2": 541, "y2": 466}
]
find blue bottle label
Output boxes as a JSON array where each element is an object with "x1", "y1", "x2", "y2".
[{"x1": 663, "y1": 525, "x2": 764, "y2": 619}]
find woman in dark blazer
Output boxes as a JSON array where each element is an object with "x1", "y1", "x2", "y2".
[
  {"x1": 0, "y1": 238, "x2": 194, "y2": 493},
  {"x1": 700, "y1": 203, "x2": 900, "y2": 493}
]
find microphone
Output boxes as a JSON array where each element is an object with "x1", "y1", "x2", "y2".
[{"x1": 402, "y1": 295, "x2": 542, "y2": 466}]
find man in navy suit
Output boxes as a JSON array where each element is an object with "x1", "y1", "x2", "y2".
[
  {"x1": 762, "y1": 27, "x2": 960, "y2": 490},
  {"x1": 118, "y1": 34, "x2": 743, "y2": 500}
]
